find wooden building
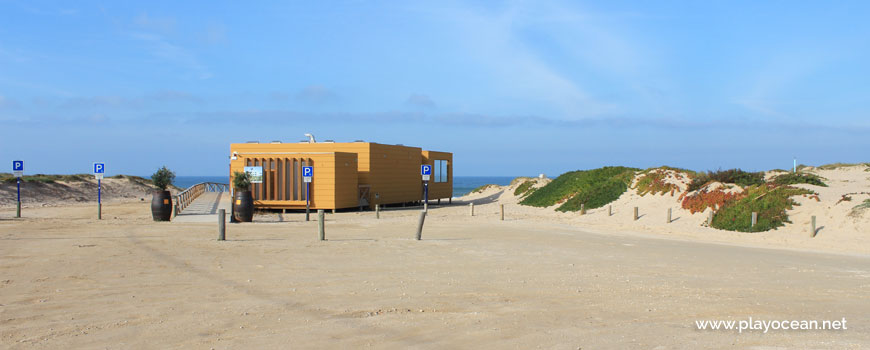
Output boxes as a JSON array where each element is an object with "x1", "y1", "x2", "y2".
[{"x1": 229, "y1": 141, "x2": 453, "y2": 210}]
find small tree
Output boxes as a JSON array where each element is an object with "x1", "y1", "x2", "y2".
[
  {"x1": 151, "y1": 166, "x2": 176, "y2": 190},
  {"x1": 233, "y1": 171, "x2": 251, "y2": 191}
]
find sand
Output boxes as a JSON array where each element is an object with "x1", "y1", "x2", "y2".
[
  {"x1": 2, "y1": 198, "x2": 870, "y2": 348},
  {"x1": 1, "y1": 166, "x2": 869, "y2": 348}
]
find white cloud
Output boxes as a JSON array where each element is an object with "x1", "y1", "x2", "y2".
[
  {"x1": 128, "y1": 32, "x2": 212, "y2": 79},
  {"x1": 406, "y1": 94, "x2": 436, "y2": 109}
]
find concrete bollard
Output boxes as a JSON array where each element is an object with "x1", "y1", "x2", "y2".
[
  {"x1": 500, "y1": 204, "x2": 505, "y2": 221},
  {"x1": 375, "y1": 204, "x2": 380, "y2": 219},
  {"x1": 707, "y1": 211, "x2": 714, "y2": 226},
  {"x1": 218, "y1": 209, "x2": 226, "y2": 241},
  {"x1": 608, "y1": 205, "x2": 612, "y2": 217},
  {"x1": 751, "y1": 212, "x2": 757, "y2": 228},
  {"x1": 580, "y1": 203, "x2": 586, "y2": 215},
  {"x1": 633, "y1": 207, "x2": 638, "y2": 221},
  {"x1": 811, "y1": 216, "x2": 816, "y2": 237},
  {"x1": 416, "y1": 211, "x2": 426, "y2": 240},
  {"x1": 424, "y1": 203, "x2": 428, "y2": 212},
  {"x1": 667, "y1": 208, "x2": 672, "y2": 224},
  {"x1": 318, "y1": 210, "x2": 325, "y2": 241},
  {"x1": 470, "y1": 203, "x2": 474, "y2": 216}
]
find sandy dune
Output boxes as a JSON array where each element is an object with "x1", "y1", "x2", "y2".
[{"x1": 462, "y1": 165, "x2": 870, "y2": 256}]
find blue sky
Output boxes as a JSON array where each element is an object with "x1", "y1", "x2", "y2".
[{"x1": 1, "y1": 1, "x2": 868, "y2": 176}]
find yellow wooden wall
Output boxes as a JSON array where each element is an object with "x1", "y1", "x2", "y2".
[
  {"x1": 229, "y1": 147, "x2": 358, "y2": 209},
  {"x1": 229, "y1": 142, "x2": 452, "y2": 209},
  {"x1": 422, "y1": 150, "x2": 453, "y2": 200}
]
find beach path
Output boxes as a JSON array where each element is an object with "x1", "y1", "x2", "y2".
[{"x1": 172, "y1": 191, "x2": 231, "y2": 222}]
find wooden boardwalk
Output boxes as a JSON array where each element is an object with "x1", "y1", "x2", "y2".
[{"x1": 172, "y1": 191, "x2": 231, "y2": 223}]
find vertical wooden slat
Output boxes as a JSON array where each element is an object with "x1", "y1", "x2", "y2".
[
  {"x1": 285, "y1": 158, "x2": 291, "y2": 200},
  {"x1": 291, "y1": 158, "x2": 297, "y2": 200},
  {"x1": 266, "y1": 158, "x2": 271, "y2": 200},
  {"x1": 278, "y1": 158, "x2": 284, "y2": 201},
  {"x1": 259, "y1": 158, "x2": 265, "y2": 200}
]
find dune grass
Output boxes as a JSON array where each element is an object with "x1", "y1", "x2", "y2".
[
  {"x1": 817, "y1": 162, "x2": 870, "y2": 170},
  {"x1": 634, "y1": 166, "x2": 693, "y2": 196},
  {"x1": 513, "y1": 181, "x2": 536, "y2": 197},
  {"x1": 470, "y1": 184, "x2": 497, "y2": 194},
  {"x1": 687, "y1": 169, "x2": 764, "y2": 192},
  {"x1": 0, "y1": 173, "x2": 92, "y2": 184},
  {"x1": 770, "y1": 172, "x2": 827, "y2": 187},
  {"x1": 711, "y1": 185, "x2": 813, "y2": 232},
  {"x1": 519, "y1": 166, "x2": 638, "y2": 212}
]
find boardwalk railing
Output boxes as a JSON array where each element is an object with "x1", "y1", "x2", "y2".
[{"x1": 174, "y1": 182, "x2": 230, "y2": 216}]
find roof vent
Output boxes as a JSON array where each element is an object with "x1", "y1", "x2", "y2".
[
  {"x1": 324, "y1": 139, "x2": 335, "y2": 143},
  {"x1": 304, "y1": 133, "x2": 316, "y2": 143},
  {"x1": 354, "y1": 140, "x2": 365, "y2": 142},
  {"x1": 247, "y1": 141, "x2": 259, "y2": 143},
  {"x1": 271, "y1": 140, "x2": 282, "y2": 144}
]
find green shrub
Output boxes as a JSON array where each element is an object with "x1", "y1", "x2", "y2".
[
  {"x1": 557, "y1": 179, "x2": 628, "y2": 212},
  {"x1": 151, "y1": 166, "x2": 176, "y2": 190},
  {"x1": 520, "y1": 166, "x2": 638, "y2": 211},
  {"x1": 513, "y1": 181, "x2": 536, "y2": 196},
  {"x1": 770, "y1": 173, "x2": 827, "y2": 187},
  {"x1": 687, "y1": 168, "x2": 764, "y2": 192},
  {"x1": 711, "y1": 185, "x2": 813, "y2": 232},
  {"x1": 232, "y1": 171, "x2": 251, "y2": 191}
]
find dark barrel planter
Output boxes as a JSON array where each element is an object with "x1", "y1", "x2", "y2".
[
  {"x1": 151, "y1": 190, "x2": 173, "y2": 221},
  {"x1": 233, "y1": 190, "x2": 254, "y2": 222}
]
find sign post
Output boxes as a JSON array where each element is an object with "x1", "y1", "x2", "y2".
[
  {"x1": 303, "y1": 166, "x2": 313, "y2": 221},
  {"x1": 94, "y1": 163, "x2": 105, "y2": 220},
  {"x1": 421, "y1": 165, "x2": 431, "y2": 208},
  {"x1": 13, "y1": 160, "x2": 24, "y2": 218}
]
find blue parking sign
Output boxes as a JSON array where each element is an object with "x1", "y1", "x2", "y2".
[
  {"x1": 421, "y1": 165, "x2": 431, "y2": 175},
  {"x1": 13, "y1": 160, "x2": 24, "y2": 171},
  {"x1": 302, "y1": 166, "x2": 313, "y2": 177},
  {"x1": 94, "y1": 163, "x2": 105, "y2": 174}
]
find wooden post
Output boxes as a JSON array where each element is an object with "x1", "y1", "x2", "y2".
[
  {"x1": 470, "y1": 203, "x2": 474, "y2": 216},
  {"x1": 667, "y1": 208, "x2": 672, "y2": 224},
  {"x1": 15, "y1": 178, "x2": 21, "y2": 218},
  {"x1": 98, "y1": 202, "x2": 102, "y2": 220},
  {"x1": 375, "y1": 204, "x2": 380, "y2": 219},
  {"x1": 751, "y1": 212, "x2": 757, "y2": 228},
  {"x1": 218, "y1": 209, "x2": 226, "y2": 241},
  {"x1": 580, "y1": 203, "x2": 586, "y2": 215},
  {"x1": 811, "y1": 216, "x2": 816, "y2": 237},
  {"x1": 608, "y1": 205, "x2": 611, "y2": 217},
  {"x1": 500, "y1": 204, "x2": 504, "y2": 221},
  {"x1": 318, "y1": 210, "x2": 325, "y2": 241},
  {"x1": 633, "y1": 207, "x2": 638, "y2": 221},
  {"x1": 416, "y1": 211, "x2": 426, "y2": 240}
]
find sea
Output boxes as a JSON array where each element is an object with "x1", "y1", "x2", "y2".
[{"x1": 170, "y1": 175, "x2": 518, "y2": 198}]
